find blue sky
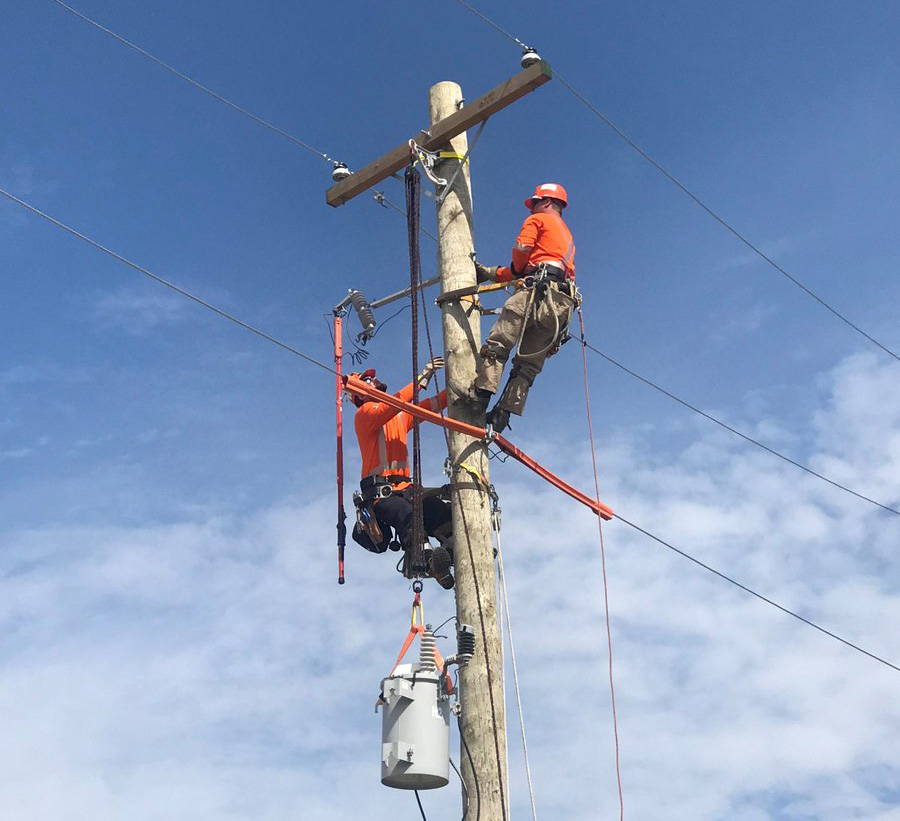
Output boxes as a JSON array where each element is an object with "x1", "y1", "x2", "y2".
[{"x1": 2, "y1": 1, "x2": 900, "y2": 819}]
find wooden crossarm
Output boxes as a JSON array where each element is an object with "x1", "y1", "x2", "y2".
[{"x1": 326, "y1": 61, "x2": 553, "y2": 207}]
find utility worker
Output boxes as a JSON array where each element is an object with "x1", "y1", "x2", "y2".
[
  {"x1": 346, "y1": 358, "x2": 455, "y2": 589},
  {"x1": 470, "y1": 182, "x2": 579, "y2": 433}
]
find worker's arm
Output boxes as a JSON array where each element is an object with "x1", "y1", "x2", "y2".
[
  {"x1": 355, "y1": 388, "x2": 410, "y2": 430},
  {"x1": 496, "y1": 215, "x2": 541, "y2": 282}
]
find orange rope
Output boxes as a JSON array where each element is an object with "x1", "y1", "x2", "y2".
[{"x1": 578, "y1": 309, "x2": 624, "y2": 820}]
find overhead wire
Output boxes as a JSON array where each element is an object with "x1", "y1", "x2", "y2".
[
  {"x1": 6, "y1": 183, "x2": 899, "y2": 678},
  {"x1": 0, "y1": 186, "x2": 335, "y2": 376},
  {"x1": 615, "y1": 512, "x2": 900, "y2": 676},
  {"x1": 414, "y1": 790, "x2": 428, "y2": 821},
  {"x1": 49, "y1": 0, "x2": 337, "y2": 164},
  {"x1": 579, "y1": 340, "x2": 900, "y2": 518},
  {"x1": 447, "y1": 0, "x2": 900, "y2": 364}
]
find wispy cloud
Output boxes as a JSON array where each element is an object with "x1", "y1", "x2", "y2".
[{"x1": 91, "y1": 287, "x2": 193, "y2": 335}]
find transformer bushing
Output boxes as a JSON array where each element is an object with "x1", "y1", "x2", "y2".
[{"x1": 380, "y1": 661, "x2": 450, "y2": 789}]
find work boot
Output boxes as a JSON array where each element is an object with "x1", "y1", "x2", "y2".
[
  {"x1": 459, "y1": 384, "x2": 492, "y2": 414},
  {"x1": 428, "y1": 544, "x2": 455, "y2": 590},
  {"x1": 486, "y1": 405, "x2": 511, "y2": 434}
]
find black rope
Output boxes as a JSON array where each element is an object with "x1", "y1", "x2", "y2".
[{"x1": 406, "y1": 165, "x2": 426, "y2": 574}]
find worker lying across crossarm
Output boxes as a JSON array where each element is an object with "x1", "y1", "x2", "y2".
[
  {"x1": 469, "y1": 182, "x2": 580, "y2": 433},
  {"x1": 346, "y1": 358, "x2": 455, "y2": 589}
]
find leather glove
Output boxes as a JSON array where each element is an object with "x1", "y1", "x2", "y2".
[
  {"x1": 417, "y1": 356, "x2": 445, "y2": 388},
  {"x1": 474, "y1": 262, "x2": 498, "y2": 283}
]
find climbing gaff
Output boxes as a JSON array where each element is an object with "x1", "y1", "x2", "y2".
[{"x1": 333, "y1": 311, "x2": 347, "y2": 584}]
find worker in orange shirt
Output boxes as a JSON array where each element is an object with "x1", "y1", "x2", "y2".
[
  {"x1": 470, "y1": 183, "x2": 580, "y2": 433},
  {"x1": 346, "y1": 358, "x2": 454, "y2": 589}
]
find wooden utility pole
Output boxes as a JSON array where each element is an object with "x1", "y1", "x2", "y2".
[
  {"x1": 429, "y1": 80, "x2": 506, "y2": 821},
  {"x1": 325, "y1": 62, "x2": 552, "y2": 821}
]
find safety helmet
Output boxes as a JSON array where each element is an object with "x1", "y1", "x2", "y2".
[
  {"x1": 346, "y1": 369, "x2": 380, "y2": 407},
  {"x1": 524, "y1": 182, "x2": 568, "y2": 210}
]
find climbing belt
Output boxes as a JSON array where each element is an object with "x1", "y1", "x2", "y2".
[{"x1": 405, "y1": 163, "x2": 426, "y2": 577}]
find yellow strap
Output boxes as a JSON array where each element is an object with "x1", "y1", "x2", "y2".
[
  {"x1": 438, "y1": 151, "x2": 469, "y2": 164},
  {"x1": 456, "y1": 460, "x2": 490, "y2": 492}
]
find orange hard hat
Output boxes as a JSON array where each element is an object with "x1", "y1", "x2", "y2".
[{"x1": 524, "y1": 182, "x2": 568, "y2": 210}]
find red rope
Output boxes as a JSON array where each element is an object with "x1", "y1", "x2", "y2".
[{"x1": 578, "y1": 309, "x2": 624, "y2": 819}]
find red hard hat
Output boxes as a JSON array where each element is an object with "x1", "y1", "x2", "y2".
[
  {"x1": 345, "y1": 369, "x2": 378, "y2": 405},
  {"x1": 524, "y1": 182, "x2": 568, "y2": 210}
]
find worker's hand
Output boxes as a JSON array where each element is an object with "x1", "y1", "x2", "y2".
[
  {"x1": 474, "y1": 262, "x2": 498, "y2": 283},
  {"x1": 417, "y1": 356, "x2": 444, "y2": 388}
]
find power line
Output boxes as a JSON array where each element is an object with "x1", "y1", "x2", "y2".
[
  {"x1": 0, "y1": 186, "x2": 335, "y2": 376},
  {"x1": 49, "y1": 0, "x2": 337, "y2": 164},
  {"x1": 579, "y1": 340, "x2": 900, "y2": 518},
  {"x1": 448, "y1": 0, "x2": 900, "y2": 364},
  {"x1": 615, "y1": 513, "x2": 900, "y2": 676}
]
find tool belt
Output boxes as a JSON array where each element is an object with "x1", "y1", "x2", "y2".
[{"x1": 358, "y1": 473, "x2": 408, "y2": 502}]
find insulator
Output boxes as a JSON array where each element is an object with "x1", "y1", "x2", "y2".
[
  {"x1": 331, "y1": 161, "x2": 351, "y2": 182},
  {"x1": 419, "y1": 625, "x2": 436, "y2": 672},
  {"x1": 457, "y1": 624, "x2": 475, "y2": 667},
  {"x1": 521, "y1": 48, "x2": 541, "y2": 69},
  {"x1": 348, "y1": 290, "x2": 376, "y2": 337}
]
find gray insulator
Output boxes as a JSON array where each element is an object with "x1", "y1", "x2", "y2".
[
  {"x1": 419, "y1": 626, "x2": 436, "y2": 671},
  {"x1": 381, "y1": 665, "x2": 450, "y2": 790},
  {"x1": 521, "y1": 48, "x2": 541, "y2": 68},
  {"x1": 331, "y1": 162, "x2": 351, "y2": 182},
  {"x1": 348, "y1": 290, "x2": 376, "y2": 337},
  {"x1": 457, "y1": 624, "x2": 475, "y2": 667}
]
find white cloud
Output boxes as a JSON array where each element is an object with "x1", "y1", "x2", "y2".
[
  {"x1": 0, "y1": 352, "x2": 898, "y2": 819},
  {"x1": 91, "y1": 287, "x2": 193, "y2": 334}
]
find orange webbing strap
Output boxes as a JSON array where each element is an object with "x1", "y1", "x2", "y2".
[
  {"x1": 493, "y1": 434, "x2": 615, "y2": 521},
  {"x1": 385, "y1": 592, "x2": 455, "y2": 695},
  {"x1": 343, "y1": 375, "x2": 614, "y2": 521},
  {"x1": 388, "y1": 592, "x2": 425, "y2": 677}
]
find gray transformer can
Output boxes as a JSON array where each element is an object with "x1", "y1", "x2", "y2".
[{"x1": 380, "y1": 663, "x2": 450, "y2": 789}]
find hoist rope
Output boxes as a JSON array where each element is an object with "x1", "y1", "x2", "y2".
[
  {"x1": 494, "y1": 528, "x2": 539, "y2": 821},
  {"x1": 405, "y1": 165, "x2": 426, "y2": 574},
  {"x1": 578, "y1": 309, "x2": 625, "y2": 820}
]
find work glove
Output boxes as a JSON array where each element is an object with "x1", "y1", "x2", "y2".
[
  {"x1": 474, "y1": 262, "x2": 498, "y2": 283},
  {"x1": 417, "y1": 356, "x2": 445, "y2": 389}
]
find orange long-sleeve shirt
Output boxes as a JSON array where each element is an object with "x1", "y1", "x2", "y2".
[
  {"x1": 496, "y1": 211, "x2": 576, "y2": 282},
  {"x1": 354, "y1": 381, "x2": 448, "y2": 489}
]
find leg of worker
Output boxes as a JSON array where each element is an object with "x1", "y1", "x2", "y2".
[
  {"x1": 373, "y1": 493, "x2": 414, "y2": 548},
  {"x1": 423, "y1": 494, "x2": 454, "y2": 588},
  {"x1": 495, "y1": 293, "x2": 561, "y2": 415},
  {"x1": 474, "y1": 289, "x2": 532, "y2": 395}
]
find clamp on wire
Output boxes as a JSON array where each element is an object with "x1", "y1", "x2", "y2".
[{"x1": 409, "y1": 139, "x2": 447, "y2": 187}]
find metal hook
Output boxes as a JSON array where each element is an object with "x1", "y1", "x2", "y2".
[{"x1": 408, "y1": 139, "x2": 448, "y2": 187}]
